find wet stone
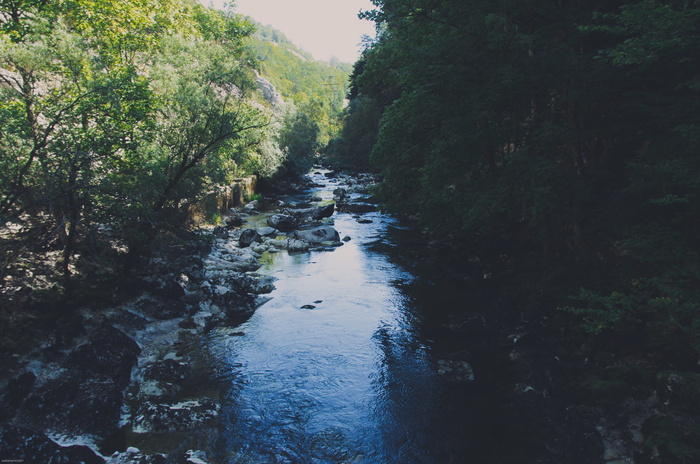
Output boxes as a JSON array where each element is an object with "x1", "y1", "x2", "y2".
[
  {"x1": 142, "y1": 359, "x2": 190, "y2": 384},
  {"x1": 132, "y1": 398, "x2": 220, "y2": 433},
  {"x1": 239, "y1": 229, "x2": 262, "y2": 248},
  {"x1": 267, "y1": 214, "x2": 299, "y2": 232},
  {"x1": 0, "y1": 425, "x2": 104, "y2": 464},
  {"x1": 107, "y1": 446, "x2": 166, "y2": 464},
  {"x1": 21, "y1": 373, "x2": 124, "y2": 438}
]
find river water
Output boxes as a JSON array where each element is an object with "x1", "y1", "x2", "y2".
[{"x1": 205, "y1": 171, "x2": 501, "y2": 464}]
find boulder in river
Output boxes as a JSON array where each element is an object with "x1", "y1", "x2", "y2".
[
  {"x1": 294, "y1": 226, "x2": 340, "y2": 244},
  {"x1": 105, "y1": 446, "x2": 167, "y2": 464},
  {"x1": 239, "y1": 229, "x2": 262, "y2": 248},
  {"x1": 287, "y1": 238, "x2": 311, "y2": 252},
  {"x1": 132, "y1": 398, "x2": 220, "y2": 433},
  {"x1": 267, "y1": 214, "x2": 299, "y2": 232},
  {"x1": 309, "y1": 203, "x2": 335, "y2": 220},
  {"x1": 256, "y1": 226, "x2": 277, "y2": 236},
  {"x1": 0, "y1": 425, "x2": 104, "y2": 464},
  {"x1": 332, "y1": 188, "x2": 347, "y2": 202}
]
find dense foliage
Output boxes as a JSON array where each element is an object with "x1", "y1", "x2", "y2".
[
  {"x1": 0, "y1": 0, "x2": 349, "y2": 298},
  {"x1": 244, "y1": 22, "x2": 351, "y2": 176},
  {"x1": 340, "y1": 0, "x2": 700, "y2": 359}
]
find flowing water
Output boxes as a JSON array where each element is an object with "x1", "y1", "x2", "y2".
[{"x1": 207, "y1": 171, "x2": 502, "y2": 463}]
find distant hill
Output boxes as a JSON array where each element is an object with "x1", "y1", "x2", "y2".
[{"x1": 244, "y1": 20, "x2": 352, "y2": 145}]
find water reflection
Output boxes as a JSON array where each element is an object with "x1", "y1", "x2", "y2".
[{"x1": 212, "y1": 175, "x2": 468, "y2": 463}]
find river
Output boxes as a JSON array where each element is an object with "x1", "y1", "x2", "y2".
[{"x1": 203, "y1": 170, "x2": 510, "y2": 463}]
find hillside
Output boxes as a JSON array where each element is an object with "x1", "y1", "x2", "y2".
[{"x1": 244, "y1": 21, "x2": 352, "y2": 149}]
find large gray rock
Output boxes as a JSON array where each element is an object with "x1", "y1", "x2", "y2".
[
  {"x1": 311, "y1": 203, "x2": 335, "y2": 219},
  {"x1": 267, "y1": 214, "x2": 299, "y2": 232},
  {"x1": 294, "y1": 226, "x2": 340, "y2": 244},
  {"x1": 255, "y1": 72, "x2": 283, "y2": 105},
  {"x1": 256, "y1": 226, "x2": 277, "y2": 236},
  {"x1": 69, "y1": 325, "x2": 141, "y2": 389},
  {"x1": 287, "y1": 239, "x2": 311, "y2": 252},
  {"x1": 105, "y1": 447, "x2": 166, "y2": 464},
  {"x1": 239, "y1": 229, "x2": 262, "y2": 248},
  {"x1": 332, "y1": 188, "x2": 347, "y2": 202},
  {"x1": 132, "y1": 398, "x2": 220, "y2": 433}
]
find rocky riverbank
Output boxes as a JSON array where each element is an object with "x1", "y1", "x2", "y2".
[
  {"x1": 4, "y1": 167, "x2": 696, "y2": 463},
  {"x1": 0, "y1": 169, "x2": 380, "y2": 463}
]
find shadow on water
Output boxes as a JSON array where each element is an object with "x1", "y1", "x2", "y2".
[{"x1": 208, "y1": 171, "x2": 543, "y2": 464}]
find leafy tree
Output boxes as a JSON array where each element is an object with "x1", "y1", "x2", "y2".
[
  {"x1": 0, "y1": 14, "x2": 155, "y2": 281},
  {"x1": 342, "y1": 0, "x2": 700, "y2": 354},
  {"x1": 278, "y1": 103, "x2": 320, "y2": 177},
  {"x1": 0, "y1": 0, "x2": 275, "y2": 289},
  {"x1": 326, "y1": 94, "x2": 381, "y2": 169}
]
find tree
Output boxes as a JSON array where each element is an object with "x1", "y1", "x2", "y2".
[
  {"x1": 326, "y1": 94, "x2": 381, "y2": 169},
  {"x1": 278, "y1": 103, "x2": 320, "y2": 177},
  {"x1": 342, "y1": 0, "x2": 700, "y2": 355},
  {"x1": 0, "y1": 0, "x2": 272, "y2": 288}
]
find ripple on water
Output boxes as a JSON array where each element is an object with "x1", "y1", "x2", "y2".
[{"x1": 206, "y1": 171, "x2": 478, "y2": 463}]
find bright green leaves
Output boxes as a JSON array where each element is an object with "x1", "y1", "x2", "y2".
[
  {"x1": 0, "y1": 0, "x2": 57, "y2": 42},
  {"x1": 190, "y1": 1, "x2": 254, "y2": 49},
  {"x1": 145, "y1": 33, "x2": 268, "y2": 211},
  {"x1": 0, "y1": 0, "x2": 279, "y2": 281},
  {"x1": 57, "y1": 0, "x2": 199, "y2": 65}
]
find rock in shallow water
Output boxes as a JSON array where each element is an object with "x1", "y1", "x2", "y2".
[
  {"x1": 294, "y1": 226, "x2": 340, "y2": 244},
  {"x1": 267, "y1": 214, "x2": 299, "y2": 232},
  {"x1": 143, "y1": 359, "x2": 190, "y2": 383},
  {"x1": 239, "y1": 229, "x2": 262, "y2": 248},
  {"x1": 132, "y1": 398, "x2": 220, "y2": 433},
  {"x1": 0, "y1": 425, "x2": 104, "y2": 464},
  {"x1": 107, "y1": 446, "x2": 166, "y2": 464}
]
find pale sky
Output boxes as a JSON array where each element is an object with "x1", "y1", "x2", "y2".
[{"x1": 204, "y1": 0, "x2": 376, "y2": 63}]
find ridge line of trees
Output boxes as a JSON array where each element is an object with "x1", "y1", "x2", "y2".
[{"x1": 333, "y1": 0, "x2": 700, "y2": 362}]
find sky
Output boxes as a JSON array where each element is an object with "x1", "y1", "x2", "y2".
[{"x1": 205, "y1": 0, "x2": 377, "y2": 63}]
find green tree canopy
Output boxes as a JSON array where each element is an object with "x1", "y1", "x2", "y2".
[{"x1": 340, "y1": 0, "x2": 700, "y2": 354}]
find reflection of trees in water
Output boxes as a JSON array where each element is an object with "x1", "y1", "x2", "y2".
[{"x1": 370, "y1": 316, "x2": 469, "y2": 463}]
